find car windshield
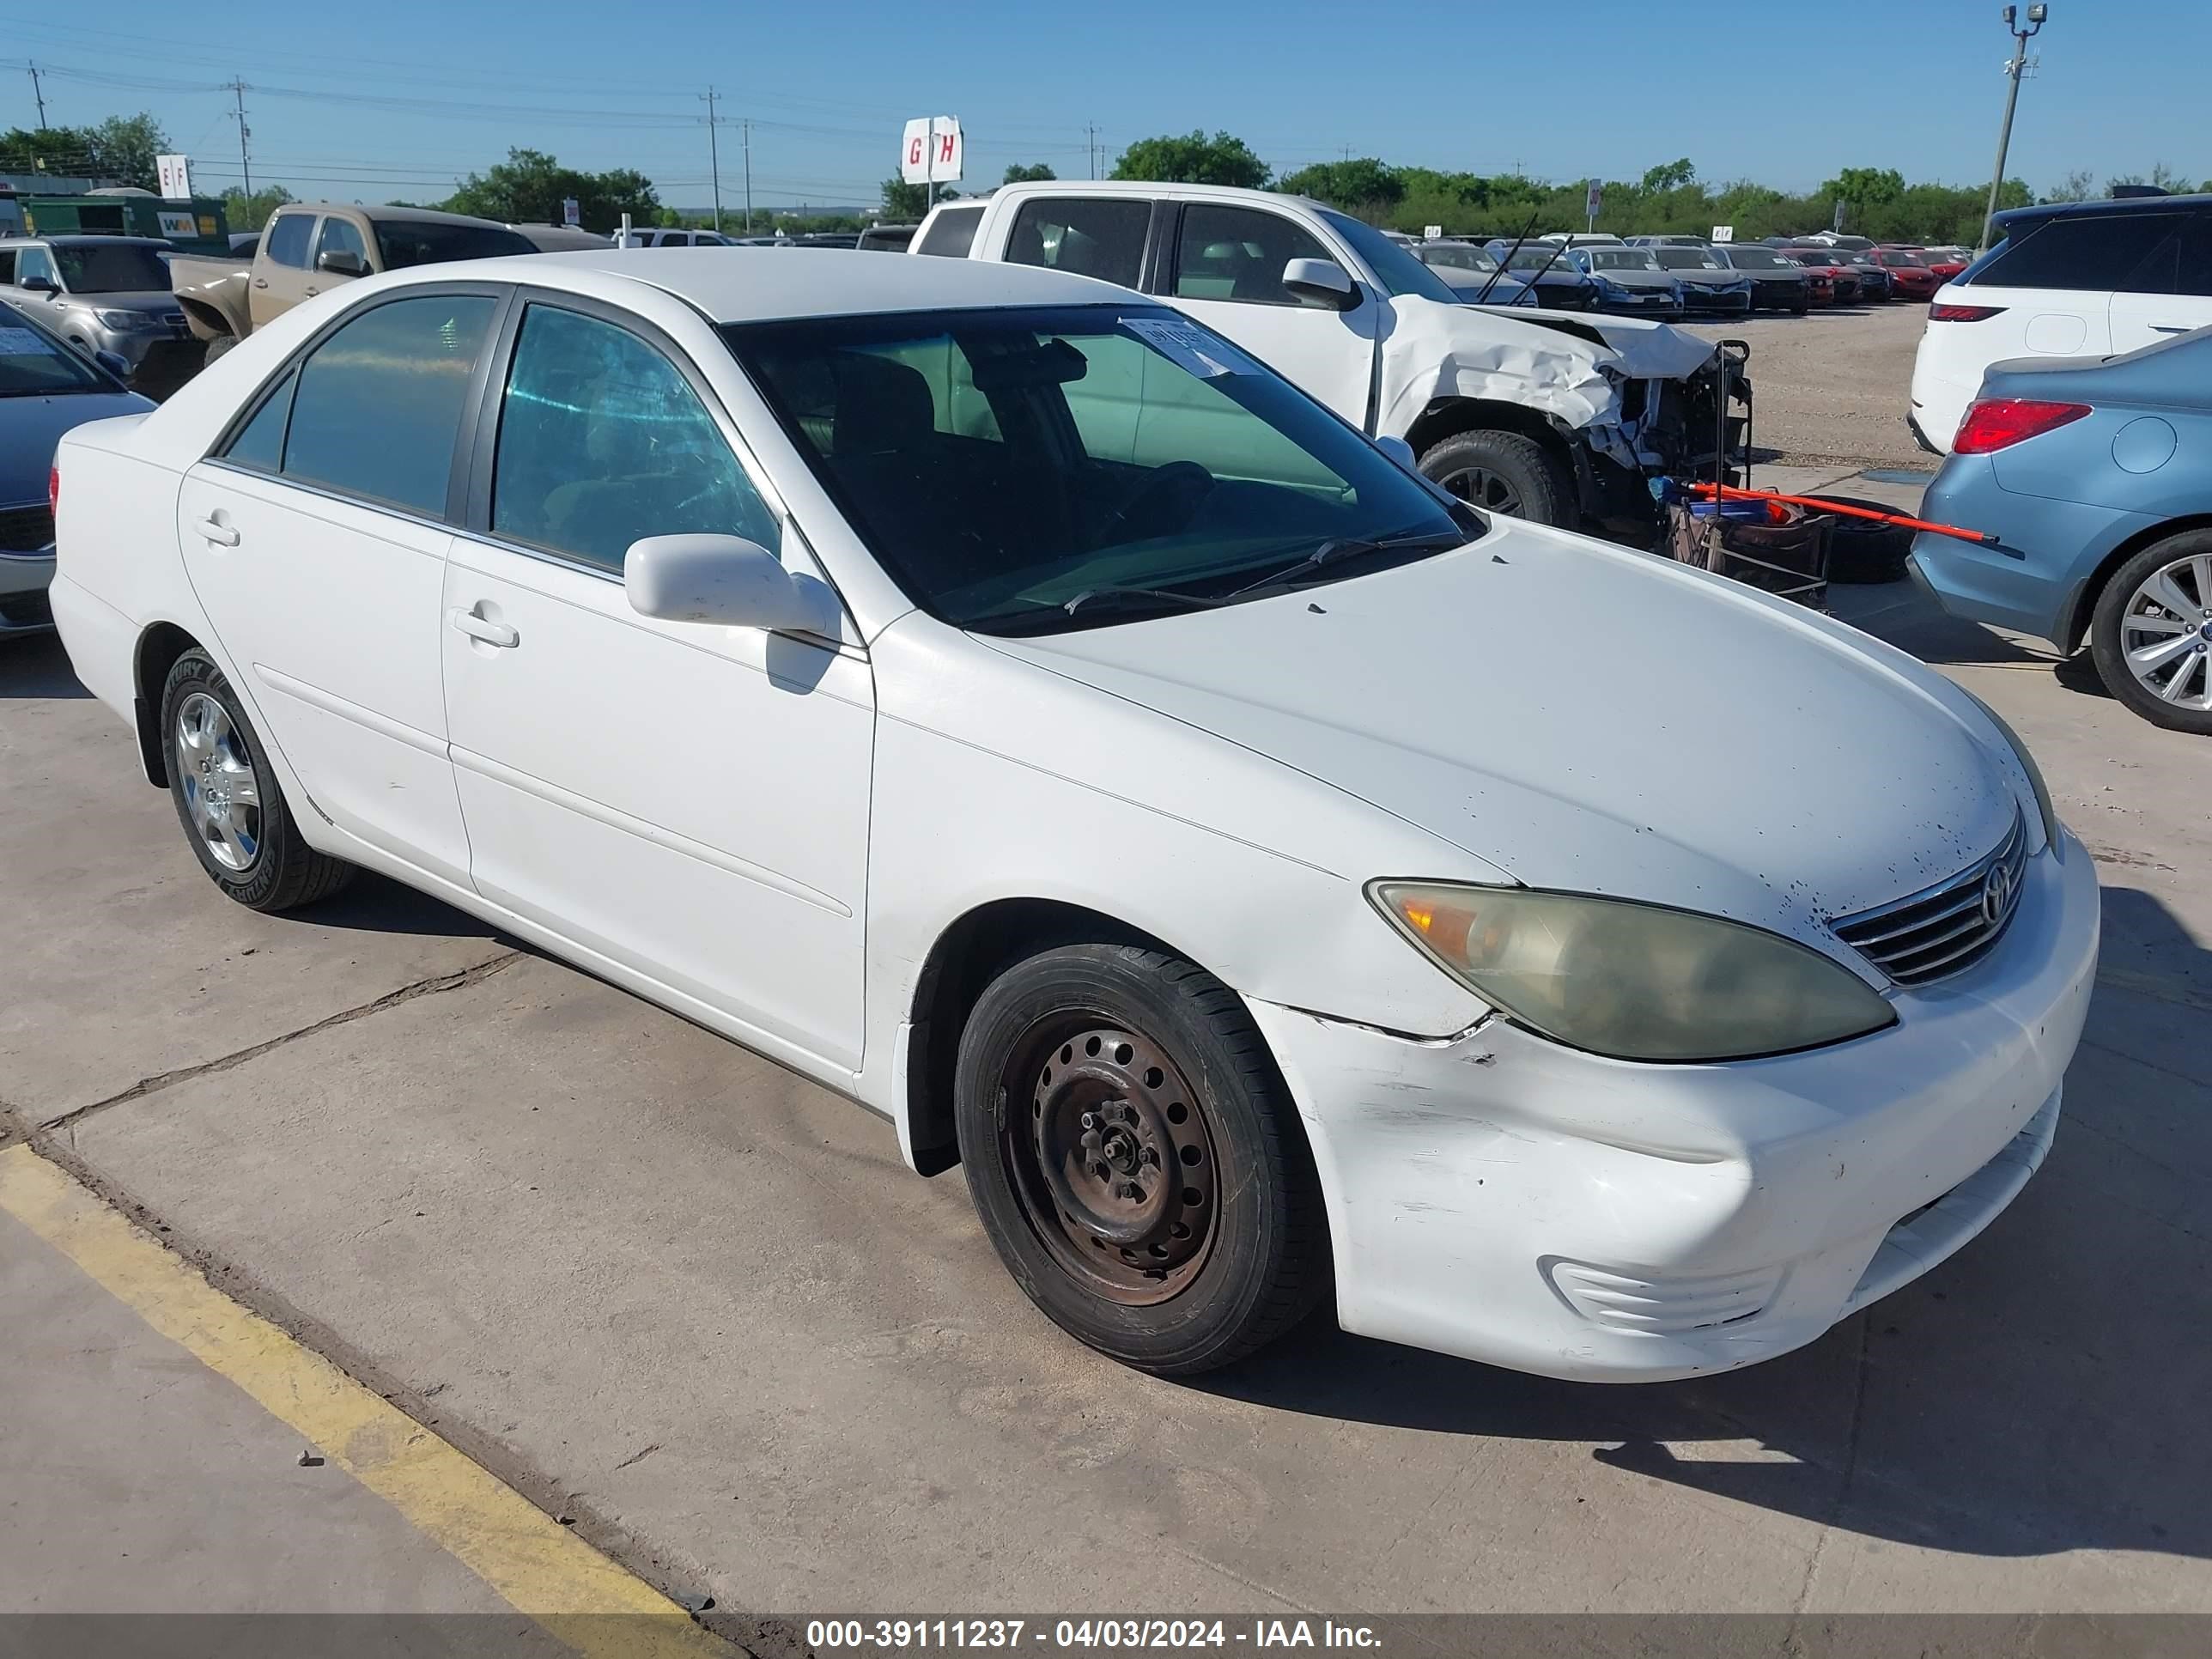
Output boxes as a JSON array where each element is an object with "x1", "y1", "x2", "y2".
[
  {"x1": 1419, "y1": 243, "x2": 1496, "y2": 271},
  {"x1": 1879, "y1": 250, "x2": 1928, "y2": 266},
  {"x1": 372, "y1": 221, "x2": 537, "y2": 269},
  {"x1": 1719, "y1": 246, "x2": 1790, "y2": 270},
  {"x1": 1588, "y1": 250, "x2": 1660, "y2": 271},
  {"x1": 1315, "y1": 210, "x2": 1462, "y2": 304},
  {"x1": 725, "y1": 305, "x2": 1472, "y2": 635},
  {"x1": 1656, "y1": 248, "x2": 1724, "y2": 270},
  {"x1": 0, "y1": 303, "x2": 108, "y2": 395},
  {"x1": 1785, "y1": 249, "x2": 1832, "y2": 264},
  {"x1": 1502, "y1": 248, "x2": 1567, "y2": 271},
  {"x1": 49, "y1": 242, "x2": 171, "y2": 294}
]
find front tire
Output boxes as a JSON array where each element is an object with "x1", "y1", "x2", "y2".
[
  {"x1": 955, "y1": 944, "x2": 1328, "y2": 1376},
  {"x1": 2088, "y1": 532, "x2": 2212, "y2": 734},
  {"x1": 160, "y1": 649, "x2": 356, "y2": 909},
  {"x1": 1418, "y1": 428, "x2": 1574, "y2": 526}
]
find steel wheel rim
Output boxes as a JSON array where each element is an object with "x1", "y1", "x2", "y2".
[
  {"x1": 1000, "y1": 1018, "x2": 1219, "y2": 1306},
  {"x1": 174, "y1": 691, "x2": 263, "y2": 872},
  {"x1": 2119, "y1": 552, "x2": 2212, "y2": 712},
  {"x1": 1437, "y1": 465, "x2": 1522, "y2": 517}
]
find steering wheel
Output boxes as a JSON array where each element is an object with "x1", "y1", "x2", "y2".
[{"x1": 1099, "y1": 460, "x2": 1217, "y2": 544}]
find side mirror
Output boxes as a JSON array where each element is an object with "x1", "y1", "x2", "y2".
[
  {"x1": 1282, "y1": 258, "x2": 1359, "y2": 310},
  {"x1": 21, "y1": 276, "x2": 58, "y2": 295},
  {"x1": 315, "y1": 249, "x2": 368, "y2": 278},
  {"x1": 624, "y1": 534, "x2": 842, "y2": 635},
  {"x1": 1374, "y1": 435, "x2": 1417, "y2": 471},
  {"x1": 94, "y1": 349, "x2": 134, "y2": 384}
]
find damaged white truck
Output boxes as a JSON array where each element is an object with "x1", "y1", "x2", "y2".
[{"x1": 915, "y1": 181, "x2": 1745, "y2": 531}]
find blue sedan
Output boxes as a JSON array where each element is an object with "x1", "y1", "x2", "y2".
[
  {"x1": 1914, "y1": 327, "x2": 2212, "y2": 735},
  {"x1": 3, "y1": 300, "x2": 154, "y2": 632}
]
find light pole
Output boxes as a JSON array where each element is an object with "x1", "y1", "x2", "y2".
[{"x1": 1978, "y1": 3, "x2": 2048, "y2": 255}]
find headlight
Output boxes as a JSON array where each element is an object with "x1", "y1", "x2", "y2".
[
  {"x1": 1962, "y1": 693, "x2": 2063, "y2": 854},
  {"x1": 94, "y1": 310, "x2": 149, "y2": 331},
  {"x1": 1369, "y1": 881, "x2": 1895, "y2": 1061}
]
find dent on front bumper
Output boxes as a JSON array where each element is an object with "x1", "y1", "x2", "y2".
[{"x1": 1247, "y1": 836, "x2": 2099, "y2": 1382}]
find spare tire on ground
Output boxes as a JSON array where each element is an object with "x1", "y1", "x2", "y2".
[{"x1": 1811, "y1": 494, "x2": 1915, "y2": 584}]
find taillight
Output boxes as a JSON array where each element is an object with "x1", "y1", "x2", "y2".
[
  {"x1": 1929, "y1": 302, "x2": 2007, "y2": 321},
  {"x1": 1952, "y1": 398, "x2": 2092, "y2": 454},
  {"x1": 49, "y1": 465, "x2": 59, "y2": 515}
]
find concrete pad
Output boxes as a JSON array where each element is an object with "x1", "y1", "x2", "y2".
[
  {"x1": 0, "y1": 635, "x2": 513, "y2": 1121},
  {"x1": 0, "y1": 1204, "x2": 540, "y2": 1626},
  {"x1": 61, "y1": 937, "x2": 2212, "y2": 1614}
]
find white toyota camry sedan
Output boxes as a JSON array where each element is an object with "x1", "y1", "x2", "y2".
[{"x1": 50, "y1": 250, "x2": 2099, "y2": 1382}]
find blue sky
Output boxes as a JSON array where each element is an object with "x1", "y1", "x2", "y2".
[{"x1": 3, "y1": 2, "x2": 2203, "y2": 213}]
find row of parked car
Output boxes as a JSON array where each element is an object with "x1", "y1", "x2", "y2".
[{"x1": 1401, "y1": 230, "x2": 1970, "y2": 319}]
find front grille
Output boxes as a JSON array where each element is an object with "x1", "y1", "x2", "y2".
[
  {"x1": 0, "y1": 504, "x2": 55, "y2": 555},
  {"x1": 1831, "y1": 812, "x2": 2028, "y2": 985}
]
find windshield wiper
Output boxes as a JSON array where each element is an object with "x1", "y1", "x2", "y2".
[
  {"x1": 1060, "y1": 584, "x2": 1226, "y2": 618},
  {"x1": 1218, "y1": 531, "x2": 1468, "y2": 602}
]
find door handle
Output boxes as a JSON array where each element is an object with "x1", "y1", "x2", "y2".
[
  {"x1": 193, "y1": 517, "x2": 240, "y2": 547},
  {"x1": 252, "y1": 277, "x2": 268, "y2": 289},
  {"x1": 304, "y1": 287, "x2": 319, "y2": 297},
  {"x1": 451, "y1": 607, "x2": 519, "y2": 648},
  {"x1": 2151, "y1": 324, "x2": 2188, "y2": 334}
]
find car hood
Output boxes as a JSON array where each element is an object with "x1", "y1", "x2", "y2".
[
  {"x1": 1671, "y1": 270, "x2": 1750, "y2": 287},
  {"x1": 58, "y1": 289, "x2": 177, "y2": 311},
  {"x1": 982, "y1": 519, "x2": 2019, "y2": 952},
  {"x1": 2, "y1": 391, "x2": 155, "y2": 506},
  {"x1": 1588, "y1": 269, "x2": 1679, "y2": 289},
  {"x1": 1375, "y1": 295, "x2": 1718, "y2": 443}
]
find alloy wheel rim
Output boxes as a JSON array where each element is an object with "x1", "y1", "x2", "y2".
[
  {"x1": 2118, "y1": 552, "x2": 2212, "y2": 712},
  {"x1": 1437, "y1": 465, "x2": 1522, "y2": 517},
  {"x1": 1000, "y1": 1018, "x2": 1218, "y2": 1306},
  {"x1": 175, "y1": 692, "x2": 263, "y2": 872}
]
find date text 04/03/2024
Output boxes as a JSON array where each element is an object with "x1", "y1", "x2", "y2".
[{"x1": 802, "y1": 1620, "x2": 1383, "y2": 1650}]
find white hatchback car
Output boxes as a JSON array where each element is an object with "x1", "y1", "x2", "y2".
[{"x1": 52, "y1": 251, "x2": 2099, "y2": 1382}]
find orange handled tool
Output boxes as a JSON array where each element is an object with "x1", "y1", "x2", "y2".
[{"x1": 1686, "y1": 482, "x2": 1998, "y2": 546}]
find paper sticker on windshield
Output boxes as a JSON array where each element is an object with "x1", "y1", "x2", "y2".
[
  {"x1": 1122, "y1": 317, "x2": 1256, "y2": 379},
  {"x1": 0, "y1": 325, "x2": 60, "y2": 356}
]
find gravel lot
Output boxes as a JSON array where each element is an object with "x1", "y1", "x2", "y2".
[{"x1": 1681, "y1": 300, "x2": 1931, "y2": 469}]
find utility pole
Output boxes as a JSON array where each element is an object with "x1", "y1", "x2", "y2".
[
  {"x1": 1978, "y1": 3, "x2": 2049, "y2": 254},
  {"x1": 742, "y1": 118, "x2": 753, "y2": 231},
  {"x1": 1086, "y1": 122, "x2": 1099, "y2": 180},
  {"x1": 227, "y1": 78, "x2": 252, "y2": 199},
  {"x1": 701, "y1": 87, "x2": 723, "y2": 233},
  {"x1": 27, "y1": 62, "x2": 48, "y2": 130}
]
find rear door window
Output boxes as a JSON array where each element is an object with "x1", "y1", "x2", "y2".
[
  {"x1": 278, "y1": 294, "x2": 498, "y2": 516},
  {"x1": 2178, "y1": 216, "x2": 2212, "y2": 298},
  {"x1": 1003, "y1": 198, "x2": 1151, "y2": 288},
  {"x1": 264, "y1": 213, "x2": 313, "y2": 270},
  {"x1": 915, "y1": 204, "x2": 983, "y2": 258},
  {"x1": 1975, "y1": 213, "x2": 2180, "y2": 292}
]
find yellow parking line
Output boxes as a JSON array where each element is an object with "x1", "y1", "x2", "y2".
[{"x1": 0, "y1": 1144, "x2": 722, "y2": 1659}]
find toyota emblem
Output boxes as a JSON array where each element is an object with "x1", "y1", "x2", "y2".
[{"x1": 1980, "y1": 862, "x2": 2016, "y2": 927}]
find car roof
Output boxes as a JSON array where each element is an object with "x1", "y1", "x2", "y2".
[
  {"x1": 1994, "y1": 191, "x2": 2212, "y2": 228},
  {"x1": 279, "y1": 202, "x2": 515, "y2": 228},
  {"x1": 0, "y1": 234, "x2": 171, "y2": 247},
  {"x1": 982, "y1": 179, "x2": 1332, "y2": 213},
  {"x1": 402, "y1": 246, "x2": 1138, "y2": 321}
]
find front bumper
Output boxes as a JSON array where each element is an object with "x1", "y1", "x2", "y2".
[{"x1": 1247, "y1": 833, "x2": 2099, "y2": 1382}]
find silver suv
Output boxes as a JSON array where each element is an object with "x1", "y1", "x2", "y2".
[{"x1": 0, "y1": 235, "x2": 197, "y2": 393}]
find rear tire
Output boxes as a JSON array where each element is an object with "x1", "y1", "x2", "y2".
[
  {"x1": 2088, "y1": 532, "x2": 2212, "y2": 734},
  {"x1": 1418, "y1": 428, "x2": 1574, "y2": 526},
  {"x1": 954, "y1": 943, "x2": 1328, "y2": 1376},
  {"x1": 160, "y1": 649, "x2": 356, "y2": 910}
]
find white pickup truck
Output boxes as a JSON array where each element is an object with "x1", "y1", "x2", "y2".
[{"x1": 915, "y1": 181, "x2": 1746, "y2": 529}]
